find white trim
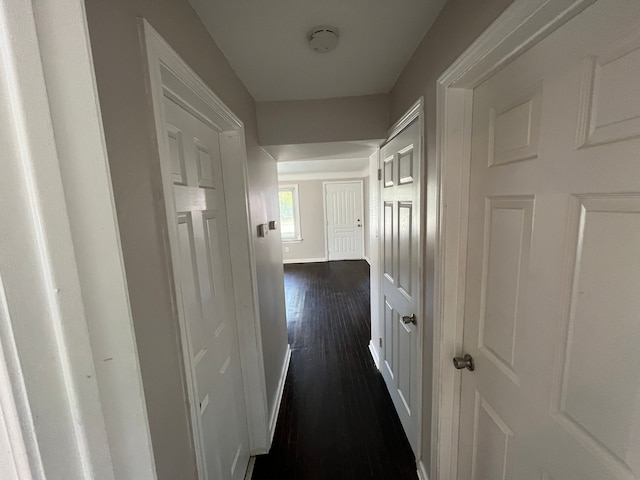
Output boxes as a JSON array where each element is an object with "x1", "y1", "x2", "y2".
[
  {"x1": 281, "y1": 238, "x2": 304, "y2": 244},
  {"x1": 323, "y1": 180, "x2": 366, "y2": 261},
  {"x1": 268, "y1": 345, "x2": 291, "y2": 442},
  {"x1": 368, "y1": 148, "x2": 382, "y2": 382},
  {"x1": 0, "y1": 278, "x2": 44, "y2": 479},
  {"x1": 141, "y1": 20, "x2": 271, "y2": 471},
  {"x1": 439, "y1": 0, "x2": 595, "y2": 89},
  {"x1": 278, "y1": 184, "x2": 302, "y2": 241},
  {"x1": 368, "y1": 340, "x2": 381, "y2": 370},
  {"x1": 387, "y1": 98, "x2": 423, "y2": 141},
  {"x1": 417, "y1": 460, "x2": 430, "y2": 480},
  {"x1": 278, "y1": 168, "x2": 369, "y2": 182},
  {"x1": 33, "y1": 2, "x2": 157, "y2": 477},
  {"x1": 431, "y1": 2, "x2": 594, "y2": 480},
  {"x1": 283, "y1": 257, "x2": 328, "y2": 264},
  {"x1": 0, "y1": 0, "x2": 156, "y2": 477},
  {"x1": 244, "y1": 456, "x2": 256, "y2": 480}
]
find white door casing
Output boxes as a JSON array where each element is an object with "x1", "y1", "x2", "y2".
[
  {"x1": 0, "y1": 0, "x2": 157, "y2": 478},
  {"x1": 324, "y1": 181, "x2": 364, "y2": 261},
  {"x1": 453, "y1": 1, "x2": 640, "y2": 479},
  {"x1": 142, "y1": 19, "x2": 271, "y2": 475},
  {"x1": 379, "y1": 117, "x2": 422, "y2": 455},
  {"x1": 368, "y1": 149, "x2": 383, "y2": 368}
]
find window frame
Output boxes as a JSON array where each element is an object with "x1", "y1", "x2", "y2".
[{"x1": 278, "y1": 184, "x2": 302, "y2": 242}]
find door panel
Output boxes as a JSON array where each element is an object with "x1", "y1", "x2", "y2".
[
  {"x1": 457, "y1": 2, "x2": 640, "y2": 479},
  {"x1": 397, "y1": 201, "x2": 413, "y2": 299},
  {"x1": 555, "y1": 195, "x2": 640, "y2": 476},
  {"x1": 379, "y1": 120, "x2": 421, "y2": 453},
  {"x1": 479, "y1": 197, "x2": 533, "y2": 383},
  {"x1": 471, "y1": 392, "x2": 512, "y2": 480},
  {"x1": 384, "y1": 298, "x2": 395, "y2": 377},
  {"x1": 325, "y1": 182, "x2": 364, "y2": 260},
  {"x1": 164, "y1": 96, "x2": 250, "y2": 480},
  {"x1": 384, "y1": 202, "x2": 394, "y2": 279}
]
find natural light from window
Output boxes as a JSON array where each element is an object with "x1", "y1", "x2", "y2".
[{"x1": 278, "y1": 184, "x2": 300, "y2": 241}]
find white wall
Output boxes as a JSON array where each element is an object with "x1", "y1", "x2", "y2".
[
  {"x1": 84, "y1": 1, "x2": 288, "y2": 477},
  {"x1": 280, "y1": 177, "x2": 369, "y2": 263},
  {"x1": 258, "y1": 94, "x2": 388, "y2": 146},
  {"x1": 389, "y1": 0, "x2": 515, "y2": 472}
]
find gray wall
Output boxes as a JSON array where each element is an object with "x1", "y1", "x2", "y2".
[
  {"x1": 257, "y1": 94, "x2": 389, "y2": 146},
  {"x1": 388, "y1": 0, "x2": 515, "y2": 471},
  {"x1": 84, "y1": 1, "x2": 288, "y2": 478},
  {"x1": 280, "y1": 177, "x2": 369, "y2": 262}
]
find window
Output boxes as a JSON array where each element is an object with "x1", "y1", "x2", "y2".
[{"x1": 278, "y1": 184, "x2": 301, "y2": 241}]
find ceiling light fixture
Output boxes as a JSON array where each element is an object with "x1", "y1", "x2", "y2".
[{"x1": 307, "y1": 26, "x2": 339, "y2": 53}]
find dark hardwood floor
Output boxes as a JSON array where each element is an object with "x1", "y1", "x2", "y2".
[{"x1": 252, "y1": 260, "x2": 417, "y2": 480}]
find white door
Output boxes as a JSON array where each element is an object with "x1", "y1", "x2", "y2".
[
  {"x1": 457, "y1": 1, "x2": 640, "y2": 478},
  {"x1": 325, "y1": 181, "x2": 364, "y2": 260},
  {"x1": 380, "y1": 120, "x2": 421, "y2": 454},
  {"x1": 163, "y1": 95, "x2": 250, "y2": 480}
]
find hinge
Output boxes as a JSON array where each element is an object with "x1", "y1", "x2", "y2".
[
  {"x1": 379, "y1": 337, "x2": 383, "y2": 348},
  {"x1": 377, "y1": 168, "x2": 382, "y2": 181}
]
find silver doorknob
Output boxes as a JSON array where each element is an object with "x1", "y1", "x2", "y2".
[
  {"x1": 453, "y1": 354, "x2": 474, "y2": 371},
  {"x1": 401, "y1": 314, "x2": 416, "y2": 325}
]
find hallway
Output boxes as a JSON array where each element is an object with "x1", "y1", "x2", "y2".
[{"x1": 253, "y1": 261, "x2": 417, "y2": 479}]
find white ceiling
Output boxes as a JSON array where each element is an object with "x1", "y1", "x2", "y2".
[
  {"x1": 189, "y1": 0, "x2": 448, "y2": 101},
  {"x1": 264, "y1": 140, "x2": 380, "y2": 163},
  {"x1": 277, "y1": 158, "x2": 369, "y2": 177},
  {"x1": 267, "y1": 141, "x2": 378, "y2": 178}
]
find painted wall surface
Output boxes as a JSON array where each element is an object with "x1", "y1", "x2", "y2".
[
  {"x1": 388, "y1": 0, "x2": 514, "y2": 472},
  {"x1": 257, "y1": 94, "x2": 389, "y2": 146},
  {"x1": 84, "y1": 1, "x2": 288, "y2": 478},
  {"x1": 280, "y1": 177, "x2": 368, "y2": 262}
]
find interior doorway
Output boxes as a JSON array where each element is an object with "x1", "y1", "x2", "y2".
[
  {"x1": 434, "y1": 1, "x2": 640, "y2": 478},
  {"x1": 142, "y1": 20, "x2": 271, "y2": 479},
  {"x1": 379, "y1": 117, "x2": 423, "y2": 455}
]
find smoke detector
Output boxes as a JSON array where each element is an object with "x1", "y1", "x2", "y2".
[{"x1": 307, "y1": 26, "x2": 340, "y2": 53}]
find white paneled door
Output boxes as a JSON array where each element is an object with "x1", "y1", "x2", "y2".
[
  {"x1": 163, "y1": 95, "x2": 250, "y2": 480},
  {"x1": 380, "y1": 119, "x2": 421, "y2": 454},
  {"x1": 325, "y1": 181, "x2": 364, "y2": 260},
  {"x1": 457, "y1": 1, "x2": 640, "y2": 479}
]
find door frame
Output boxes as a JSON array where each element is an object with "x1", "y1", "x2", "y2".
[
  {"x1": 431, "y1": 1, "x2": 596, "y2": 479},
  {"x1": 368, "y1": 148, "x2": 382, "y2": 369},
  {"x1": 323, "y1": 180, "x2": 365, "y2": 260},
  {"x1": 141, "y1": 20, "x2": 271, "y2": 469},
  {"x1": 0, "y1": 0, "x2": 157, "y2": 478}
]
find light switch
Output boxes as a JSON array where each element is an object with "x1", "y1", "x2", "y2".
[{"x1": 257, "y1": 223, "x2": 269, "y2": 237}]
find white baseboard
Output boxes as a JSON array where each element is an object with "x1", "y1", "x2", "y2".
[
  {"x1": 244, "y1": 456, "x2": 256, "y2": 480},
  {"x1": 368, "y1": 340, "x2": 380, "y2": 370},
  {"x1": 268, "y1": 344, "x2": 291, "y2": 442},
  {"x1": 364, "y1": 255, "x2": 371, "y2": 265},
  {"x1": 283, "y1": 257, "x2": 327, "y2": 264},
  {"x1": 417, "y1": 459, "x2": 429, "y2": 480}
]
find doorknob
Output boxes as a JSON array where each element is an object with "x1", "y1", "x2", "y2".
[
  {"x1": 401, "y1": 314, "x2": 416, "y2": 325},
  {"x1": 453, "y1": 354, "x2": 474, "y2": 371}
]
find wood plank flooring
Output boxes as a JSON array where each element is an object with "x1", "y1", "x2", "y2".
[{"x1": 252, "y1": 260, "x2": 417, "y2": 480}]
